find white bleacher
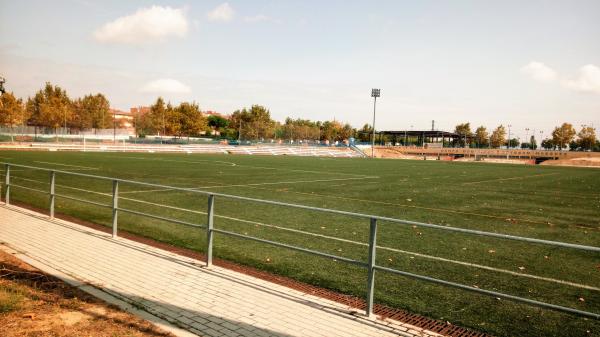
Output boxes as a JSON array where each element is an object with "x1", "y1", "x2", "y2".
[{"x1": 4, "y1": 143, "x2": 364, "y2": 158}]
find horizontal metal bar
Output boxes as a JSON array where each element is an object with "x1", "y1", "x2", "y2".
[
  {"x1": 117, "y1": 207, "x2": 206, "y2": 228},
  {"x1": 212, "y1": 228, "x2": 368, "y2": 268},
  {"x1": 8, "y1": 183, "x2": 48, "y2": 194},
  {"x1": 2, "y1": 162, "x2": 599, "y2": 253},
  {"x1": 374, "y1": 265, "x2": 600, "y2": 320},
  {"x1": 54, "y1": 193, "x2": 112, "y2": 209}
]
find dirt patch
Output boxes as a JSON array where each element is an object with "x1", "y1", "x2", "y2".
[
  {"x1": 541, "y1": 157, "x2": 600, "y2": 167},
  {"x1": 0, "y1": 249, "x2": 174, "y2": 337}
]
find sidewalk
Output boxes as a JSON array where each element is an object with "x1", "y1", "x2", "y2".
[{"x1": 0, "y1": 205, "x2": 440, "y2": 337}]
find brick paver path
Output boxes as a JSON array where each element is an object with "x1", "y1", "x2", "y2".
[{"x1": 0, "y1": 205, "x2": 441, "y2": 337}]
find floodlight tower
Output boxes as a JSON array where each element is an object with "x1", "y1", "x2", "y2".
[{"x1": 370, "y1": 88, "x2": 381, "y2": 158}]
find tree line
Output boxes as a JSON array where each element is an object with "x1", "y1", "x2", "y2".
[
  {"x1": 451, "y1": 122, "x2": 598, "y2": 151},
  {"x1": 1, "y1": 82, "x2": 598, "y2": 150}
]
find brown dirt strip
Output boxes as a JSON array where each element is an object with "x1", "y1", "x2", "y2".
[
  {"x1": 7, "y1": 201, "x2": 491, "y2": 337},
  {"x1": 0, "y1": 247, "x2": 174, "y2": 337}
]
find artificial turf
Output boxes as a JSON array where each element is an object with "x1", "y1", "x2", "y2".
[{"x1": 1, "y1": 151, "x2": 598, "y2": 337}]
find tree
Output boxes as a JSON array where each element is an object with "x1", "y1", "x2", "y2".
[
  {"x1": 474, "y1": 126, "x2": 489, "y2": 148},
  {"x1": 0, "y1": 92, "x2": 26, "y2": 127},
  {"x1": 207, "y1": 115, "x2": 229, "y2": 134},
  {"x1": 176, "y1": 102, "x2": 206, "y2": 138},
  {"x1": 507, "y1": 138, "x2": 519, "y2": 148},
  {"x1": 490, "y1": 125, "x2": 506, "y2": 148},
  {"x1": 541, "y1": 138, "x2": 554, "y2": 150},
  {"x1": 454, "y1": 122, "x2": 472, "y2": 147},
  {"x1": 551, "y1": 123, "x2": 576, "y2": 150},
  {"x1": 230, "y1": 105, "x2": 275, "y2": 141},
  {"x1": 577, "y1": 126, "x2": 596, "y2": 151},
  {"x1": 148, "y1": 97, "x2": 168, "y2": 136},
  {"x1": 529, "y1": 135, "x2": 537, "y2": 150},
  {"x1": 26, "y1": 82, "x2": 73, "y2": 131},
  {"x1": 356, "y1": 124, "x2": 373, "y2": 142}
]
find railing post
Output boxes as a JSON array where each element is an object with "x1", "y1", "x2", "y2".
[
  {"x1": 4, "y1": 164, "x2": 10, "y2": 205},
  {"x1": 49, "y1": 171, "x2": 56, "y2": 218},
  {"x1": 206, "y1": 194, "x2": 215, "y2": 267},
  {"x1": 366, "y1": 217, "x2": 378, "y2": 316},
  {"x1": 112, "y1": 180, "x2": 118, "y2": 238}
]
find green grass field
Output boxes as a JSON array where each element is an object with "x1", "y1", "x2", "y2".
[{"x1": 1, "y1": 151, "x2": 599, "y2": 337}]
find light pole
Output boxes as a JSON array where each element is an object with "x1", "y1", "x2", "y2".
[
  {"x1": 370, "y1": 88, "x2": 381, "y2": 158},
  {"x1": 540, "y1": 130, "x2": 544, "y2": 150},
  {"x1": 507, "y1": 124, "x2": 512, "y2": 159},
  {"x1": 525, "y1": 128, "x2": 530, "y2": 149}
]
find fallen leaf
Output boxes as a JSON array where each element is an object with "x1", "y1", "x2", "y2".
[
  {"x1": 579, "y1": 297, "x2": 585, "y2": 302},
  {"x1": 518, "y1": 266, "x2": 526, "y2": 270},
  {"x1": 488, "y1": 249, "x2": 496, "y2": 254},
  {"x1": 388, "y1": 258, "x2": 393, "y2": 262},
  {"x1": 462, "y1": 247, "x2": 467, "y2": 250},
  {"x1": 406, "y1": 199, "x2": 412, "y2": 202},
  {"x1": 265, "y1": 258, "x2": 271, "y2": 263}
]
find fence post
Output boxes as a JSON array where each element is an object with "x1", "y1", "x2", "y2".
[
  {"x1": 112, "y1": 180, "x2": 118, "y2": 238},
  {"x1": 49, "y1": 171, "x2": 56, "y2": 218},
  {"x1": 366, "y1": 217, "x2": 378, "y2": 316},
  {"x1": 4, "y1": 164, "x2": 10, "y2": 205},
  {"x1": 206, "y1": 194, "x2": 215, "y2": 267}
]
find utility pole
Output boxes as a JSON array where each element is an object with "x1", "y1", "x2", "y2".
[
  {"x1": 370, "y1": 88, "x2": 381, "y2": 158},
  {"x1": 507, "y1": 124, "x2": 512, "y2": 159}
]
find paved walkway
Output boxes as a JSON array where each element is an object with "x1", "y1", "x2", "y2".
[{"x1": 0, "y1": 205, "x2": 440, "y2": 337}]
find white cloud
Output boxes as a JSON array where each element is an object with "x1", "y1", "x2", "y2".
[
  {"x1": 563, "y1": 64, "x2": 600, "y2": 94},
  {"x1": 94, "y1": 6, "x2": 188, "y2": 44},
  {"x1": 521, "y1": 61, "x2": 558, "y2": 83},
  {"x1": 140, "y1": 79, "x2": 191, "y2": 94},
  {"x1": 207, "y1": 3, "x2": 234, "y2": 22}
]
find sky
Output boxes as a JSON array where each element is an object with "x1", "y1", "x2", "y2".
[{"x1": 1, "y1": 0, "x2": 599, "y2": 140}]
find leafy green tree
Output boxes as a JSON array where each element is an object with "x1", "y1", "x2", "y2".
[
  {"x1": 176, "y1": 102, "x2": 206, "y2": 138},
  {"x1": 551, "y1": 123, "x2": 576, "y2": 149},
  {"x1": 454, "y1": 122, "x2": 472, "y2": 147},
  {"x1": 541, "y1": 138, "x2": 554, "y2": 150},
  {"x1": 474, "y1": 126, "x2": 489, "y2": 148},
  {"x1": 149, "y1": 97, "x2": 168, "y2": 136},
  {"x1": 207, "y1": 115, "x2": 229, "y2": 134},
  {"x1": 507, "y1": 138, "x2": 519, "y2": 148},
  {"x1": 231, "y1": 105, "x2": 275, "y2": 141},
  {"x1": 0, "y1": 92, "x2": 26, "y2": 127},
  {"x1": 26, "y1": 82, "x2": 73, "y2": 131},
  {"x1": 356, "y1": 124, "x2": 373, "y2": 142},
  {"x1": 577, "y1": 126, "x2": 596, "y2": 150},
  {"x1": 490, "y1": 125, "x2": 506, "y2": 148},
  {"x1": 529, "y1": 135, "x2": 537, "y2": 149}
]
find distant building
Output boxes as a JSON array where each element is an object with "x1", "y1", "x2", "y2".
[
  {"x1": 110, "y1": 109, "x2": 134, "y2": 129},
  {"x1": 130, "y1": 106, "x2": 150, "y2": 115},
  {"x1": 204, "y1": 110, "x2": 229, "y2": 119}
]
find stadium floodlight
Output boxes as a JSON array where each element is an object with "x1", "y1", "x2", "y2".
[{"x1": 370, "y1": 88, "x2": 381, "y2": 158}]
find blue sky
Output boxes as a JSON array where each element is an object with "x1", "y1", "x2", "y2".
[{"x1": 1, "y1": 0, "x2": 599, "y2": 139}]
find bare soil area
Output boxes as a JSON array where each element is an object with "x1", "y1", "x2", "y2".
[{"x1": 0, "y1": 249, "x2": 174, "y2": 337}]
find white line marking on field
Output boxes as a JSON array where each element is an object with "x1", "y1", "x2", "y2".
[
  {"x1": 193, "y1": 176, "x2": 379, "y2": 189},
  {"x1": 34, "y1": 161, "x2": 99, "y2": 170},
  {"x1": 462, "y1": 173, "x2": 559, "y2": 185},
  {"x1": 118, "y1": 156, "x2": 238, "y2": 167},
  {"x1": 118, "y1": 155, "x2": 372, "y2": 178}
]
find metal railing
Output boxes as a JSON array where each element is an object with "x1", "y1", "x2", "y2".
[{"x1": 1, "y1": 162, "x2": 599, "y2": 320}]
